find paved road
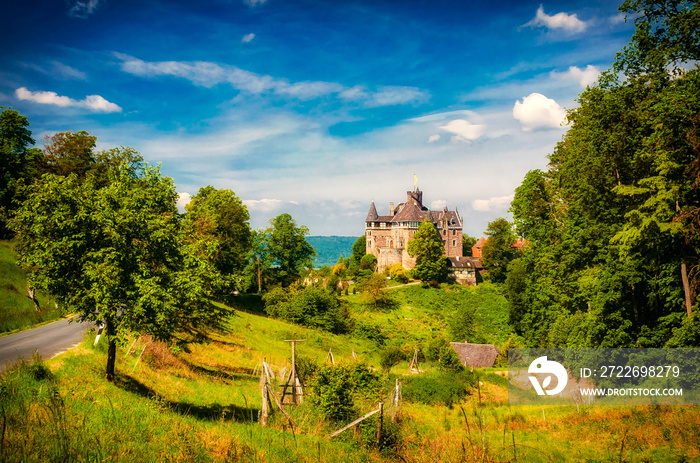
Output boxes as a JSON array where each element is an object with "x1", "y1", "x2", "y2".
[{"x1": 0, "y1": 317, "x2": 92, "y2": 370}]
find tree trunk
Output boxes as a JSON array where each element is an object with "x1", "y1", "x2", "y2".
[
  {"x1": 105, "y1": 316, "x2": 117, "y2": 382},
  {"x1": 682, "y1": 262, "x2": 693, "y2": 317},
  {"x1": 26, "y1": 286, "x2": 40, "y2": 312},
  {"x1": 257, "y1": 255, "x2": 262, "y2": 293}
]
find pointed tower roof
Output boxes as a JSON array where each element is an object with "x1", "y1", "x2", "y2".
[{"x1": 366, "y1": 201, "x2": 379, "y2": 222}]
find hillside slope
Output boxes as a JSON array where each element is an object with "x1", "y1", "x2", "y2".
[{"x1": 0, "y1": 240, "x2": 62, "y2": 333}]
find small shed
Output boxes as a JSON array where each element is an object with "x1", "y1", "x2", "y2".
[{"x1": 450, "y1": 342, "x2": 501, "y2": 368}]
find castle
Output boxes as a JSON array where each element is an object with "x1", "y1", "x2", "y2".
[{"x1": 365, "y1": 187, "x2": 464, "y2": 273}]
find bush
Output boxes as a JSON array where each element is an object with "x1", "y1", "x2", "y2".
[
  {"x1": 309, "y1": 363, "x2": 383, "y2": 422},
  {"x1": 380, "y1": 345, "x2": 408, "y2": 373},
  {"x1": 359, "y1": 254, "x2": 377, "y2": 270},
  {"x1": 263, "y1": 286, "x2": 352, "y2": 334},
  {"x1": 295, "y1": 355, "x2": 319, "y2": 385},
  {"x1": 402, "y1": 370, "x2": 475, "y2": 408},
  {"x1": 353, "y1": 322, "x2": 388, "y2": 346},
  {"x1": 388, "y1": 263, "x2": 409, "y2": 284}
]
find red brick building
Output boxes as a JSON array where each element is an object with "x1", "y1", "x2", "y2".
[{"x1": 365, "y1": 188, "x2": 463, "y2": 273}]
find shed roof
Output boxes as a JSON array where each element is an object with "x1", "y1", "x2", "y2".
[{"x1": 450, "y1": 342, "x2": 501, "y2": 368}]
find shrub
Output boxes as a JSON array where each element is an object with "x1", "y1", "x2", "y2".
[
  {"x1": 380, "y1": 345, "x2": 408, "y2": 373},
  {"x1": 295, "y1": 355, "x2": 319, "y2": 385},
  {"x1": 353, "y1": 322, "x2": 388, "y2": 346},
  {"x1": 403, "y1": 370, "x2": 475, "y2": 408},
  {"x1": 309, "y1": 363, "x2": 382, "y2": 422},
  {"x1": 388, "y1": 263, "x2": 409, "y2": 284},
  {"x1": 359, "y1": 254, "x2": 377, "y2": 270},
  {"x1": 263, "y1": 286, "x2": 352, "y2": 334}
]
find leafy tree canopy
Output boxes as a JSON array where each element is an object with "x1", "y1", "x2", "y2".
[
  {"x1": 506, "y1": 0, "x2": 700, "y2": 348},
  {"x1": 480, "y1": 218, "x2": 516, "y2": 284},
  {"x1": 183, "y1": 185, "x2": 252, "y2": 287},
  {"x1": 10, "y1": 163, "x2": 225, "y2": 381},
  {"x1": 266, "y1": 213, "x2": 315, "y2": 287},
  {"x1": 407, "y1": 218, "x2": 447, "y2": 285},
  {"x1": 0, "y1": 107, "x2": 42, "y2": 238}
]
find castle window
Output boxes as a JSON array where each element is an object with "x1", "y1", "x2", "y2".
[{"x1": 452, "y1": 240, "x2": 456, "y2": 246}]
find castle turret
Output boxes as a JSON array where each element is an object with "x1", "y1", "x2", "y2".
[{"x1": 366, "y1": 202, "x2": 378, "y2": 222}]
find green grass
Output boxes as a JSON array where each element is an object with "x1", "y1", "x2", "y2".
[
  {"x1": 2, "y1": 281, "x2": 700, "y2": 462},
  {"x1": 0, "y1": 240, "x2": 63, "y2": 334}
]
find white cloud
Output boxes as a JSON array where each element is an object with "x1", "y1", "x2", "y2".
[
  {"x1": 427, "y1": 134, "x2": 441, "y2": 143},
  {"x1": 243, "y1": 198, "x2": 298, "y2": 213},
  {"x1": 176, "y1": 192, "x2": 192, "y2": 212},
  {"x1": 431, "y1": 199, "x2": 447, "y2": 210},
  {"x1": 610, "y1": 13, "x2": 628, "y2": 25},
  {"x1": 242, "y1": 33, "x2": 256, "y2": 43},
  {"x1": 513, "y1": 93, "x2": 567, "y2": 131},
  {"x1": 68, "y1": 0, "x2": 101, "y2": 18},
  {"x1": 472, "y1": 195, "x2": 514, "y2": 212},
  {"x1": 15, "y1": 87, "x2": 122, "y2": 113},
  {"x1": 362, "y1": 86, "x2": 430, "y2": 107},
  {"x1": 524, "y1": 5, "x2": 588, "y2": 33},
  {"x1": 439, "y1": 119, "x2": 485, "y2": 142},
  {"x1": 244, "y1": 0, "x2": 267, "y2": 6},
  {"x1": 550, "y1": 65, "x2": 600, "y2": 88},
  {"x1": 116, "y1": 54, "x2": 429, "y2": 106}
]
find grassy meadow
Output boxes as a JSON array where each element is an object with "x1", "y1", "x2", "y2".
[{"x1": 2, "y1": 281, "x2": 700, "y2": 462}]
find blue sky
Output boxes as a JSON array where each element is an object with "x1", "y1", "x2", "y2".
[{"x1": 1, "y1": 0, "x2": 635, "y2": 236}]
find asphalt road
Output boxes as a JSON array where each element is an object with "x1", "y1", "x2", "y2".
[{"x1": 0, "y1": 317, "x2": 92, "y2": 371}]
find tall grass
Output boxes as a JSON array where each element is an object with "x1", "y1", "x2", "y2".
[{"x1": 0, "y1": 240, "x2": 62, "y2": 334}]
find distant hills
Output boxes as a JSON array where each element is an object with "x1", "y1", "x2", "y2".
[{"x1": 307, "y1": 236, "x2": 359, "y2": 267}]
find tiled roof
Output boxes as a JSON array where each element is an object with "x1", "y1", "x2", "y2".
[
  {"x1": 391, "y1": 201, "x2": 429, "y2": 222},
  {"x1": 450, "y1": 342, "x2": 501, "y2": 368},
  {"x1": 366, "y1": 202, "x2": 378, "y2": 222},
  {"x1": 446, "y1": 256, "x2": 479, "y2": 268}
]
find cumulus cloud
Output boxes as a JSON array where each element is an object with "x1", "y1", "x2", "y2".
[
  {"x1": 472, "y1": 195, "x2": 514, "y2": 212},
  {"x1": 15, "y1": 87, "x2": 121, "y2": 113},
  {"x1": 242, "y1": 33, "x2": 256, "y2": 43},
  {"x1": 68, "y1": 0, "x2": 101, "y2": 18},
  {"x1": 243, "y1": 198, "x2": 298, "y2": 213},
  {"x1": 550, "y1": 65, "x2": 600, "y2": 88},
  {"x1": 512, "y1": 93, "x2": 566, "y2": 131},
  {"x1": 439, "y1": 119, "x2": 485, "y2": 142},
  {"x1": 177, "y1": 192, "x2": 192, "y2": 212},
  {"x1": 427, "y1": 134, "x2": 441, "y2": 143},
  {"x1": 523, "y1": 5, "x2": 588, "y2": 33},
  {"x1": 116, "y1": 54, "x2": 429, "y2": 106},
  {"x1": 431, "y1": 199, "x2": 447, "y2": 210}
]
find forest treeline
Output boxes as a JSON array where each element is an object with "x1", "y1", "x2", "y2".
[{"x1": 502, "y1": 0, "x2": 700, "y2": 348}]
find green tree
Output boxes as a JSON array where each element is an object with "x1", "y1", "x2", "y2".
[
  {"x1": 407, "y1": 218, "x2": 447, "y2": 284},
  {"x1": 0, "y1": 108, "x2": 42, "y2": 238},
  {"x1": 351, "y1": 235, "x2": 366, "y2": 264},
  {"x1": 506, "y1": 0, "x2": 700, "y2": 347},
  {"x1": 267, "y1": 213, "x2": 315, "y2": 287},
  {"x1": 183, "y1": 186, "x2": 252, "y2": 290},
  {"x1": 356, "y1": 271, "x2": 394, "y2": 309},
  {"x1": 41, "y1": 131, "x2": 97, "y2": 177},
  {"x1": 462, "y1": 235, "x2": 477, "y2": 257},
  {"x1": 242, "y1": 229, "x2": 272, "y2": 293},
  {"x1": 11, "y1": 164, "x2": 224, "y2": 381},
  {"x1": 480, "y1": 218, "x2": 516, "y2": 284}
]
